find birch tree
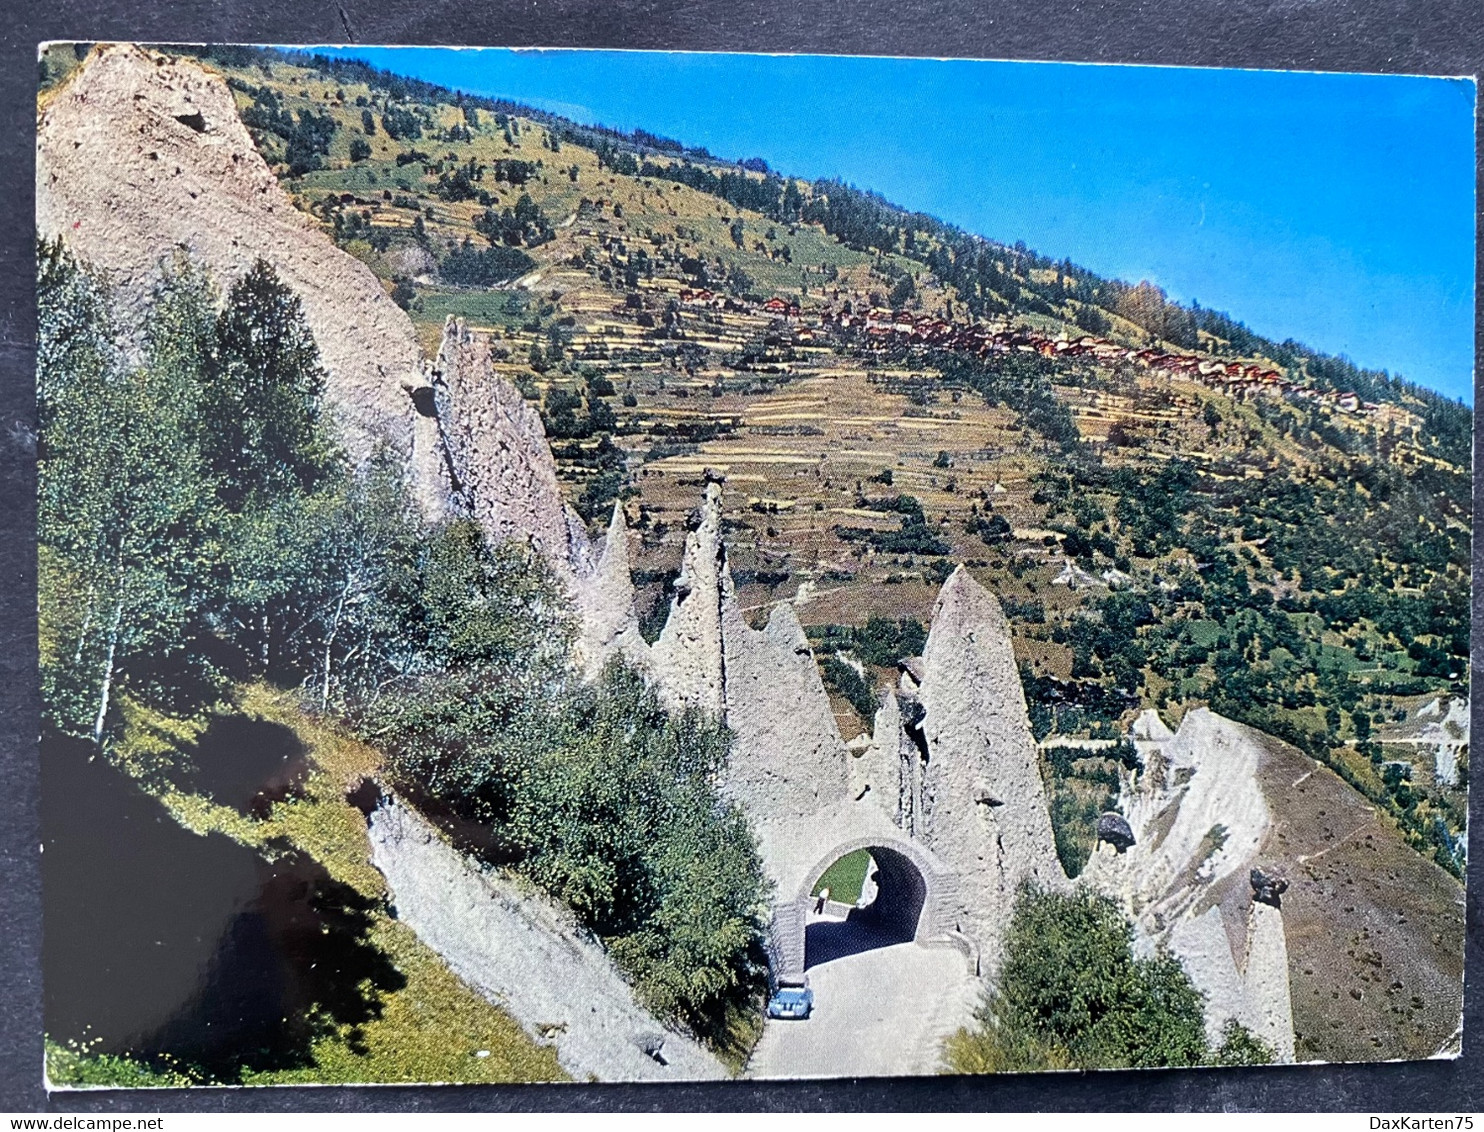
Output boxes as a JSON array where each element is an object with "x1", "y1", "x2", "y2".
[{"x1": 38, "y1": 241, "x2": 219, "y2": 743}]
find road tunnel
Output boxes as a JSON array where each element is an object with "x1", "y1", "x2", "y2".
[{"x1": 804, "y1": 845, "x2": 929, "y2": 969}]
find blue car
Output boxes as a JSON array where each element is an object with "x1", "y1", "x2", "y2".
[{"x1": 766, "y1": 980, "x2": 814, "y2": 1020}]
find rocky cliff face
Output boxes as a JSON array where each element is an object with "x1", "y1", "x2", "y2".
[
  {"x1": 1083, "y1": 707, "x2": 1298, "y2": 1060},
  {"x1": 37, "y1": 47, "x2": 589, "y2": 589},
  {"x1": 912, "y1": 567, "x2": 1068, "y2": 964},
  {"x1": 36, "y1": 45, "x2": 447, "y2": 512},
  {"x1": 1412, "y1": 695, "x2": 1469, "y2": 788},
  {"x1": 647, "y1": 479, "x2": 727, "y2": 715},
  {"x1": 1088, "y1": 708, "x2": 1271, "y2": 930},
  {"x1": 433, "y1": 318, "x2": 584, "y2": 576}
]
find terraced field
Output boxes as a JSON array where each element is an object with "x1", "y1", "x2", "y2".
[{"x1": 84, "y1": 44, "x2": 1467, "y2": 874}]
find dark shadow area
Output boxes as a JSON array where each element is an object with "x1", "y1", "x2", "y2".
[
  {"x1": 344, "y1": 775, "x2": 384, "y2": 817},
  {"x1": 182, "y1": 713, "x2": 311, "y2": 818},
  {"x1": 804, "y1": 847, "x2": 927, "y2": 970},
  {"x1": 42, "y1": 733, "x2": 405, "y2": 1081}
]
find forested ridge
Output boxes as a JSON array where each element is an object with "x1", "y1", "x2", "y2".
[
  {"x1": 37, "y1": 240, "x2": 769, "y2": 1081},
  {"x1": 35, "y1": 43, "x2": 1468, "y2": 1084}
]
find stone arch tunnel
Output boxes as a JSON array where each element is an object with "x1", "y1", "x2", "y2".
[
  {"x1": 804, "y1": 845, "x2": 929, "y2": 969},
  {"x1": 770, "y1": 835, "x2": 960, "y2": 979}
]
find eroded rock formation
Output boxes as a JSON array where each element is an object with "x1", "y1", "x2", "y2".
[
  {"x1": 1415, "y1": 696, "x2": 1469, "y2": 788},
  {"x1": 859, "y1": 690, "x2": 920, "y2": 828},
  {"x1": 36, "y1": 45, "x2": 448, "y2": 512},
  {"x1": 37, "y1": 47, "x2": 591, "y2": 596},
  {"x1": 366, "y1": 796, "x2": 726, "y2": 1081},
  {"x1": 1243, "y1": 898, "x2": 1296, "y2": 1061},
  {"x1": 911, "y1": 567, "x2": 1069, "y2": 963},
  {"x1": 640, "y1": 486, "x2": 1068, "y2": 980},
  {"x1": 572, "y1": 502, "x2": 651, "y2": 677},
  {"x1": 648, "y1": 478, "x2": 727, "y2": 715},
  {"x1": 1082, "y1": 707, "x2": 1296, "y2": 1060},
  {"x1": 433, "y1": 317, "x2": 584, "y2": 576},
  {"x1": 1085, "y1": 708, "x2": 1270, "y2": 927},
  {"x1": 720, "y1": 589, "x2": 854, "y2": 818}
]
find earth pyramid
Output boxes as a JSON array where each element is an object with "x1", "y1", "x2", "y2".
[
  {"x1": 37, "y1": 46, "x2": 1308, "y2": 1058},
  {"x1": 636, "y1": 477, "x2": 1068, "y2": 977}
]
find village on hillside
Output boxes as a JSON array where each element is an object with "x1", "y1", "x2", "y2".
[
  {"x1": 31, "y1": 42, "x2": 1469, "y2": 1092},
  {"x1": 677, "y1": 289, "x2": 1407, "y2": 418}
]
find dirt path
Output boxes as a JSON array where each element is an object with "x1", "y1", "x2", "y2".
[
  {"x1": 367, "y1": 799, "x2": 727, "y2": 1082},
  {"x1": 746, "y1": 925, "x2": 979, "y2": 1079}
]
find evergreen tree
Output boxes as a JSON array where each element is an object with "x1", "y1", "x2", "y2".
[{"x1": 202, "y1": 260, "x2": 338, "y2": 510}]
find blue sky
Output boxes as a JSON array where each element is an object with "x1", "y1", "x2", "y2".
[{"x1": 313, "y1": 47, "x2": 1476, "y2": 402}]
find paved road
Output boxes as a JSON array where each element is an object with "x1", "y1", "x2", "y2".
[{"x1": 746, "y1": 918, "x2": 980, "y2": 1079}]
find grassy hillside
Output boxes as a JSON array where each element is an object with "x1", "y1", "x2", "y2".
[
  {"x1": 1248, "y1": 726, "x2": 1465, "y2": 1063},
  {"x1": 44, "y1": 687, "x2": 568, "y2": 1087},
  {"x1": 131, "y1": 43, "x2": 1469, "y2": 885}
]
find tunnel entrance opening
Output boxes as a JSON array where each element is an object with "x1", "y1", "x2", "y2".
[{"x1": 803, "y1": 845, "x2": 928, "y2": 970}]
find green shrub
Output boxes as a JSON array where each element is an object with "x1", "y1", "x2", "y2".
[
  {"x1": 813, "y1": 616, "x2": 926, "y2": 668},
  {"x1": 822, "y1": 656, "x2": 878, "y2": 721},
  {"x1": 945, "y1": 884, "x2": 1220, "y2": 1072},
  {"x1": 1047, "y1": 784, "x2": 1108, "y2": 879},
  {"x1": 375, "y1": 657, "x2": 769, "y2": 1043},
  {"x1": 1214, "y1": 1017, "x2": 1275, "y2": 1066}
]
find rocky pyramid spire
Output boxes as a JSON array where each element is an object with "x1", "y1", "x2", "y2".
[
  {"x1": 648, "y1": 478, "x2": 727, "y2": 715},
  {"x1": 1165, "y1": 900, "x2": 1295, "y2": 1062},
  {"x1": 858, "y1": 689, "x2": 921, "y2": 831},
  {"x1": 573, "y1": 502, "x2": 651, "y2": 677},
  {"x1": 433, "y1": 318, "x2": 580, "y2": 576},
  {"x1": 36, "y1": 44, "x2": 448, "y2": 515},
  {"x1": 1242, "y1": 894, "x2": 1296, "y2": 1061},
  {"x1": 916, "y1": 566, "x2": 1067, "y2": 962},
  {"x1": 719, "y1": 584, "x2": 853, "y2": 817}
]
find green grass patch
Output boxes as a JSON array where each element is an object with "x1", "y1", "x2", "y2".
[
  {"x1": 219, "y1": 688, "x2": 568, "y2": 1084},
  {"x1": 812, "y1": 849, "x2": 870, "y2": 904},
  {"x1": 414, "y1": 286, "x2": 531, "y2": 332},
  {"x1": 56, "y1": 686, "x2": 567, "y2": 1087},
  {"x1": 47, "y1": 1040, "x2": 202, "y2": 1089}
]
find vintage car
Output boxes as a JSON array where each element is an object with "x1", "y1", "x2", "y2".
[{"x1": 766, "y1": 977, "x2": 814, "y2": 1020}]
